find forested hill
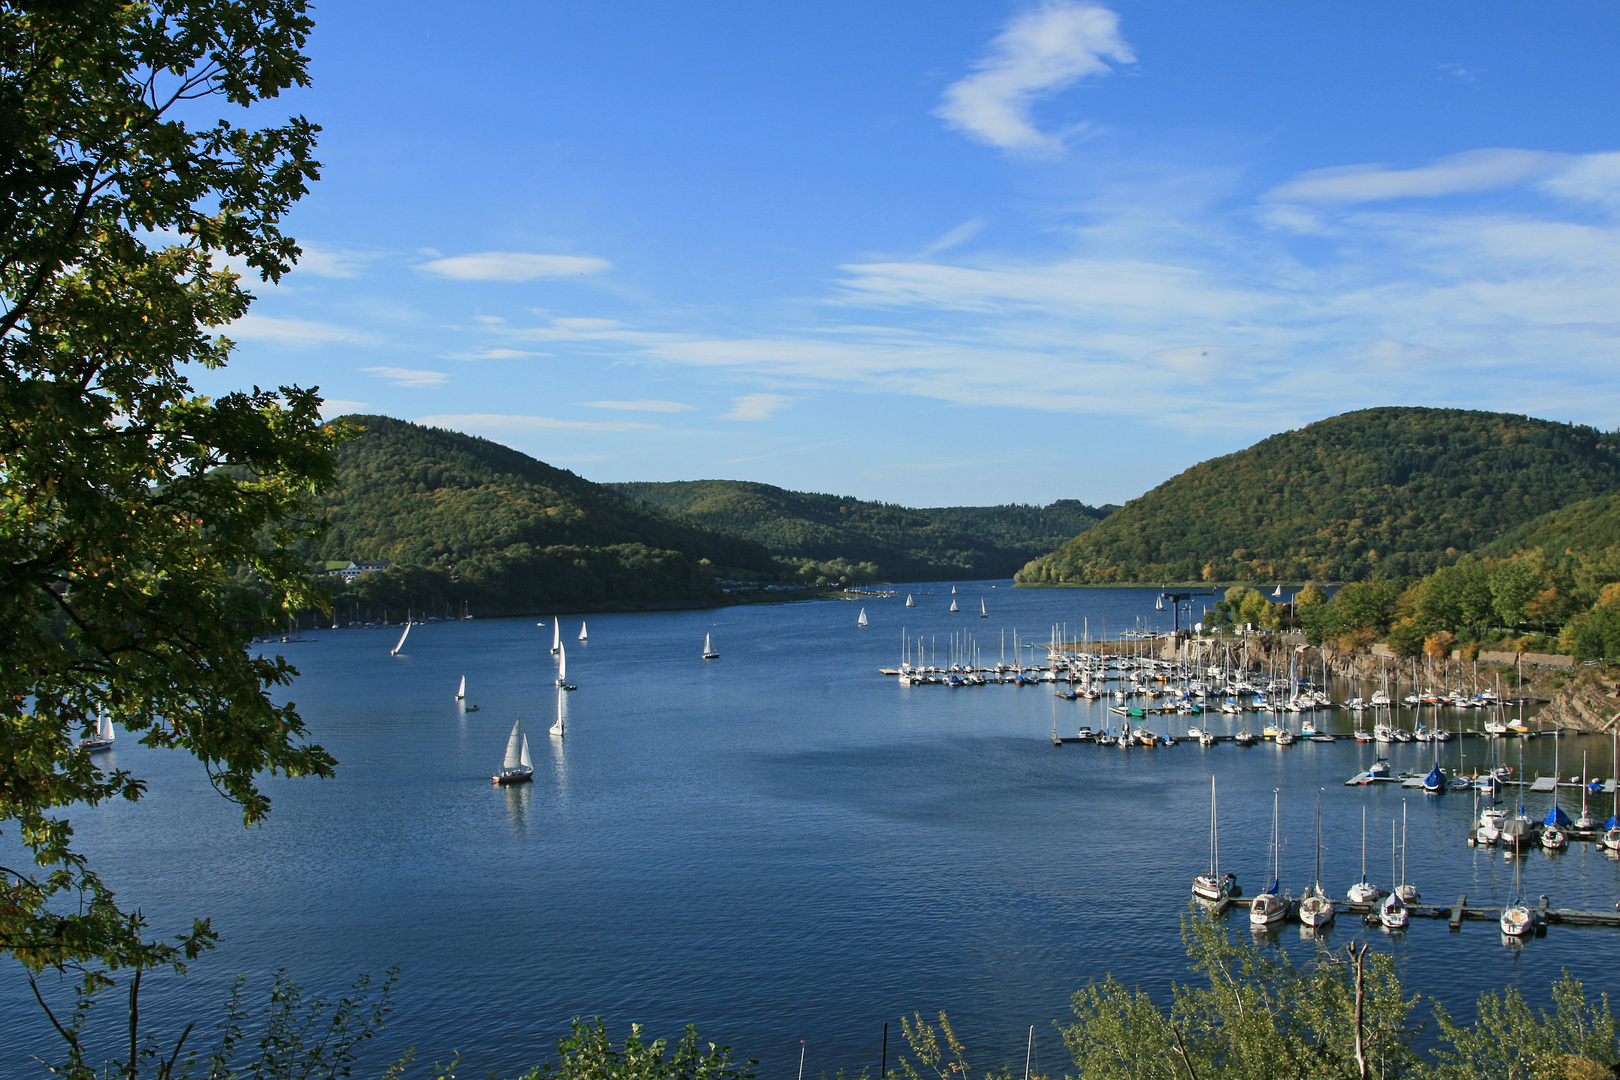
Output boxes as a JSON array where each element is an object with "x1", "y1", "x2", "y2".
[
  {"x1": 307, "y1": 416, "x2": 778, "y2": 611},
  {"x1": 610, "y1": 479, "x2": 1112, "y2": 581},
  {"x1": 1018, "y1": 407, "x2": 1620, "y2": 586},
  {"x1": 1480, "y1": 491, "x2": 1620, "y2": 559}
]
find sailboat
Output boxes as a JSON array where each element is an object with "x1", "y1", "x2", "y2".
[
  {"x1": 905, "y1": 595, "x2": 914, "y2": 608},
  {"x1": 1603, "y1": 727, "x2": 1620, "y2": 854},
  {"x1": 1500, "y1": 835, "x2": 1541, "y2": 937},
  {"x1": 1298, "y1": 790, "x2": 1336, "y2": 928},
  {"x1": 492, "y1": 719, "x2": 535, "y2": 784},
  {"x1": 1249, "y1": 789, "x2": 1288, "y2": 928},
  {"x1": 550, "y1": 619, "x2": 561, "y2": 655},
  {"x1": 79, "y1": 708, "x2": 115, "y2": 751},
  {"x1": 979, "y1": 598, "x2": 988, "y2": 619},
  {"x1": 951, "y1": 585, "x2": 957, "y2": 594},
  {"x1": 1192, "y1": 775, "x2": 1239, "y2": 903},
  {"x1": 1378, "y1": 820, "x2": 1409, "y2": 930},
  {"x1": 948, "y1": 598, "x2": 959, "y2": 613},
  {"x1": 556, "y1": 643, "x2": 576, "y2": 691},
  {"x1": 1271, "y1": 584, "x2": 1283, "y2": 598},
  {"x1": 549, "y1": 687, "x2": 565, "y2": 738},
  {"x1": 1542, "y1": 731, "x2": 1571, "y2": 850},
  {"x1": 702, "y1": 632, "x2": 719, "y2": 660},
  {"x1": 1347, "y1": 806, "x2": 1378, "y2": 903},
  {"x1": 456, "y1": 676, "x2": 466, "y2": 701},
  {"x1": 1576, "y1": 751, "x2": 1599, "y2": 831},
  {"x1": 578, "y1": 621, "x2": 588, "y2": 642},
  {"x1": 857, "y1": 607, "x2": 868, "y2": 628},
  {"x1": 1396, "y1": 801, "x2": 1419, "y2": 902},
  {"x1": 390, "y1": 612, "x2": 411, "y2": 656}
]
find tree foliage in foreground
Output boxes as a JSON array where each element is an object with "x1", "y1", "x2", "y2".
[{"x1": 1, "y1": 0, "x2": 339, "y2": 1002}]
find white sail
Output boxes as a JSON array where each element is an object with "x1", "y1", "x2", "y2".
[
  {"x1": 551, "y1": 619, "x2": 560, "y2": 654},
  {"x1": 550, "y1": 686, "x2": 566, "y2": 737},
  {"x1": 857, "y1": 607, "x2": 868, "y2": 628},
  {"x1": 391, "y1": 618, "x2": 410, "y2": 655},
  {"x1": 702, "y1": 632, "x2": 717, "y2": 659},
  {"x1": 578, "y1": 621, "x2": 588, "y2": 642},
  {"x1": 980, "y1": 599, "x2": 987, "y2": 618},
  {"x1": 949, "y1": 598, "x2": 959, "y2": 613},
  {"x1": 502, "y1": 721, "x2": 523, "y2": 769},
  {"x1": 98, "y1": 709, "x2": 114, "y2": 743},
  {"x1": 559, "y1": 643, "x2": 567, "y2": 682},
  {"x1": 456, "y1": 675, "x2": 465, "y2": 700},
  {"x1": 951, "y1": 585, "x2": 957, "y2": 594},
  {"x1": 519, "y1": 734, "x2": 532, "y2": 769},
  {"x1": 905, "y1": 595, "x2": 914, "y2": 607}
]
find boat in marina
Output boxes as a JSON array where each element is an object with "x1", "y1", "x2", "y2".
[
  {"x1": 1249, "y1": 789, "x2": 1288, "y2": 929},
  {"x1": 79, "y1": 708, "x2": 115, "y2": 751},
  {"x1": 1379, "y1": 818, "x2": 1409, "y2": 930},
  {"x1": 1298, "y1": 791, "x2": 1336, "y2": 928},
  {"x1": 1500, "y1": 840, "x2": 1540, "y2": 937},
  {"x1": 492, "y1": 719, "x2": 534, "y2": 784},
  {"x1": 1395, "y1": 802, "x2": 1419, "y2": 903},
  {"x1": 1347, "y1": 806, "x2": 1378, "y2": 904},
  {"x1": 702, "y1": 632, "x2": 719, "y2": 660}
]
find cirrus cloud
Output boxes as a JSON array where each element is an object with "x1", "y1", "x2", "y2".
[
  {"x1": 362, "y1": 366, "x2": 449, "y2": 388},
  {"x1": 419, "y1": 252, "x2": 612, "y2": 282},
  {"x1": 936, "y1": 1, "x2": 1134, "y2": 153}
]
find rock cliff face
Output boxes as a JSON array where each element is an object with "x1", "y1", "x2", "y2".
[{"x1": 1536, "y1": 670, "x2": 1620, "y2": 733}]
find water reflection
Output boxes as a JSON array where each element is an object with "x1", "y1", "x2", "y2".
[{"x1": 502, "y1": 780, "x2": 531, "y2": 827}]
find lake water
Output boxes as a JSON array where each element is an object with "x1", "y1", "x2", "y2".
[{"x1": 4, "y1": 584, "x2": 1618, "y2": 1078}]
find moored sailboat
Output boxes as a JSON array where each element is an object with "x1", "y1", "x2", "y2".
[
  {"x1": 1192, "y1": 775, "x2": 1239, "y2": 903},
  {"x1": 1249, "y1": 789, "x2": 1288, "y2": 929},
  {"x1": 1347, "y1": 806, "x2": 1378, "y2": 904},
  {"x1": 1378, "y1": 819, "x2": 1409, "y2": 930},
  {"x1": 1298, "y1": 790, "x2": 1336, "y2": 928}
]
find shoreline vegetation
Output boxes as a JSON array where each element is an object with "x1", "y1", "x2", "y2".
[{"x1": 34, "y1": 915, "x2": 1616, "y2": 1079}]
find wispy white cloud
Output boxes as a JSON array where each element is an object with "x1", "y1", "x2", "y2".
[
  {"x1": 413, "y1": 413, "x2": 657, "y2": 433},
  {"x1": 443, "y1": 347, "x2": 546, "y2": 360},
  {"x1": 915, "y1": 218, "x2": 988, "y2": 259},
  {"x1": 1264, "y1": 148, "x2": 1566, "y2": 204},
  {"x1": 583, "y1": 399, "x2": 696, "y2": 413},
  {"x1": 362, "y1": 366, "x2": 449, "y2": 388},
  {"x1": 1539, "y1": 151, "x2": 1620, "y2": 209},
  {"x1": 719, "y1": 393, "x2": 794, "y2": 422},
  {"x1": 419, "y1": 252, "x2": 612, "y2": 282},
  {"x1": 292, "y1": 244, "x2": 373, "y2": 279},
  {"x1": 318, "y1": 398, "x2": 370, "y2": 418},
  {"x1": 226, "y1": 313, "x2": 376, "y2": 345},
  {"x1": 936, "y1": 1, "x2": 1134, "y2": 153}
]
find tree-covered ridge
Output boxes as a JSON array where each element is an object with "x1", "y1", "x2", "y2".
[
  {"x1": 1481, "y1": 490, "x2": 1620, "y2": 559},
  {"x1": 306, "y1": 417, "x2": 778, "y2": 612},
  {"x1": 610, "y1": 479, "x2": 1111, "y2": 581},
  {"x1": 1020, "y1": 407, "x2": 1620, "y2": 586}
]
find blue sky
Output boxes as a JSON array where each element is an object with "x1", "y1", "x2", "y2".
[{"x1": 207, "y1": 1, "x2": 1620, "y2": 506}]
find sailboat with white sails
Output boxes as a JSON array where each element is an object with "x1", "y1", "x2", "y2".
[
  {"x1": 390, "y1": 611, "x2": 412, "y2": 655},
  {"x1": 492, "y1": 719, "x2": 534, "y2": 784},
  {"x1": 857, "y1": 607, "x2": 868, "y2": 628},
  {"x1": 549, "y1": 686, "x2": 565, "y2": 738},
  {"x1": 79, "y1": 708, "x2": 115, "y2": 751},
  {"x1": 702, "y1": 632, "x2": 719, "y2": 660},
  {"x1": 551, "y1": 619, "x2": 561, "y2": 655},
  {"x1": 578, "y1": 621, "x2": 588, "y2": 642},
  {"x1": 980, "y1": 598, "x2": 987, "y2": 619},
  {"x1": 556, "y1": 643, "x2": 576, "y2": 690}
]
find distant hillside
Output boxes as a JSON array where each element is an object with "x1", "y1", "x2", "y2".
[
  {"x1": 610, "y1": 479, "x2": 1112, "y2": 581},
  {"x1": 1481, "y1": 491, "x2": 1620, "y2": 558},
  {"x1": 1019, "y1": 407, "x2": 1620, "y2": 585},
  {"x1": 310, "y1": 417, "x2": 777, "y2": 612}
]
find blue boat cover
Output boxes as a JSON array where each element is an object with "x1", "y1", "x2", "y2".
[{"x1": 1544, "y1": 804, "x2": 1572, "y2": 828}]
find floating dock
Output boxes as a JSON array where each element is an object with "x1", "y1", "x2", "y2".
[{"x1": 1206, "y1": 893, "x2": 1620, "y2": 930}]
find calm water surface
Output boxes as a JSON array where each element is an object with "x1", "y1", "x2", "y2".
[{"x1": 5, "y1": 584, "x2": 1618, "y2": 1077}]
